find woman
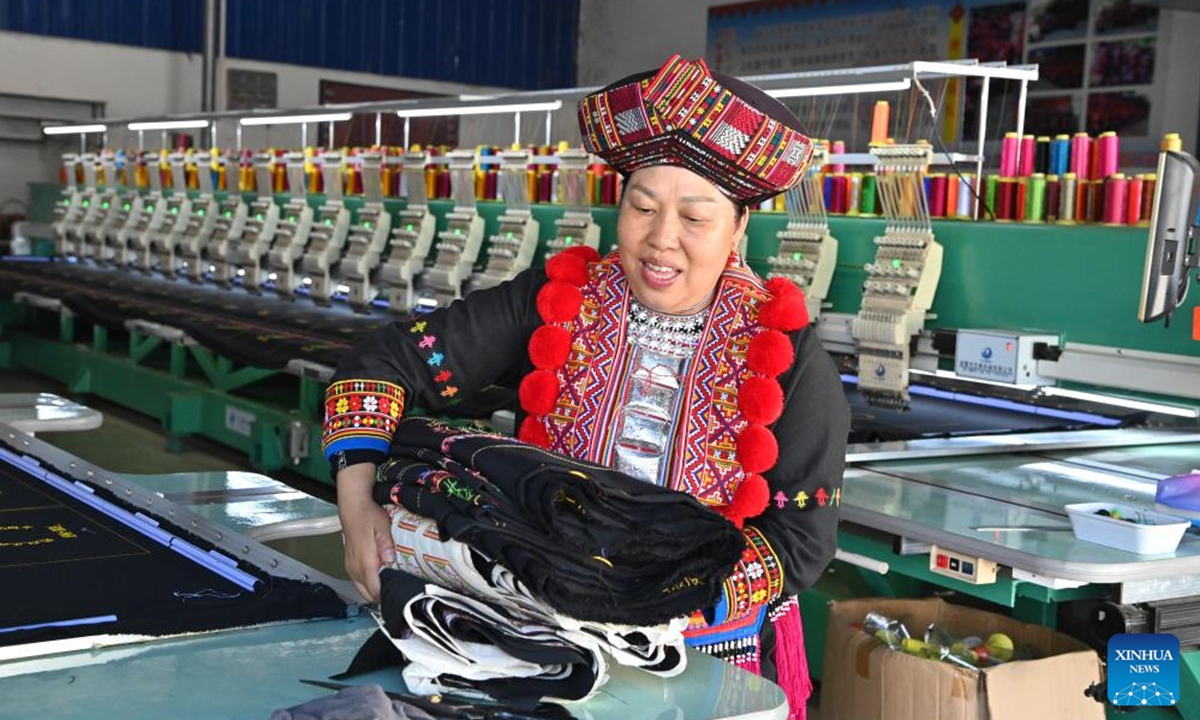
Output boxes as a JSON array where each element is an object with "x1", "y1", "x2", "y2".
[{"x1": 323, "y1": 55, "x2": 849, "y2": 715}]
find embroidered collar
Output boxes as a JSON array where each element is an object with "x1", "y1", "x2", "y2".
[{"x1": 519, "y1": 246, "x2": 808, "y2": 528}]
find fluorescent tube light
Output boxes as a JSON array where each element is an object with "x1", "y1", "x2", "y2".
[
  {"x1": 42, "y1": 124, "x2": 107, "y2": 136},
  {"x1": 1040, "y1": 387, "x2": 1199, "y2": 418},
  {"x1": 395, "y1": 101, "x2": 562, "y2": 118},
  {"x1": 127, "y1": 120, "x2": 210, "y2": 131},
  {"x1": 767, "y1": 79, "x2": 911, "y2": 99},
  {"x1": 239, "y1": 112, "x2": 353, "y2": 126}
]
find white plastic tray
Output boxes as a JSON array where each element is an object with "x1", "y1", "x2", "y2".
[{"x1": 1064, "y1": 502, "x2": 1190, "y2": 555}]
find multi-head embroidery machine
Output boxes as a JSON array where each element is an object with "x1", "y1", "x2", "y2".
[
  {"x1": 379, "y1": 150, "x2": 437, "y2": 312},
  {"x1": 52, "y1": 153, "x2": 85, "y2": 258},
  {"x1": 425, "y1": 150, "x2": 485, "y2": 307},
  {"x1": 472, "y1": 149, "x2": 540, "y2": 292},
  {"x1": 545, "y1": 148, "x2": 601, "y2": 259},
  {"x1": 216, "y1": 152, "x2": 278, "y2": 289},
  {"x1": 339, "y1": 152, "x2": 392, "y2": 312},
  {"x1": 175, "y1": 151, "x2": 220, "y2": 282},
  {"x1": 300, "y1": 152, "x2": 351, "y2": 305},
  {"x1": 77, "y1": 152, "x2": 127, "y2": 263},
  {"x1": 266, "y1": 152, "x2": 316, "y2": 297}
]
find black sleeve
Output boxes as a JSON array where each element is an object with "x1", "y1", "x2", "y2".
[
  {"x1": 751, "y1": 323, "x2": 849, "y2": 597},
  {"x1": 322, "y1": 268, "x2": 546, "y2": 465}
]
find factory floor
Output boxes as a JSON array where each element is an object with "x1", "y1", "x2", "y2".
[{"x1": 0, "y1": 368, "x2": 335, "y2": 503}]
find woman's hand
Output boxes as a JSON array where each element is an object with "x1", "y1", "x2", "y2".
[{"x1": 336, "y1": 462, "x2": 397, "y2": 603}]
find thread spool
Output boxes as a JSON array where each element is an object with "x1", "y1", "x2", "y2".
[
  {"x1": 871, "y1": 102, "x2": 890, "y2": 145},
  {"x1": 1105, "y1": 174, "x2": 1128, "y2": 225},
  {"x1": 1087, "y1": 180, "x2": 1105, "y2": 223},
  {"x1": 1046, "y1": 175, "x2": 1061, "y2": 221},
  {"x1": 1035, "y1": 136, "x2": 1051, "y2": 175},
  {"x1": 847, "y1": 173, "x2": 862, "y2": 215},
  {"x1": 1027, "y1": 173, "x2": 1046, "y2": 222},
  {"x1": 956, "y1": 175, "x2": 974, "y2": 218},
  {"x1": 1126, "y1": 174, "x2": 1143, "y2": 226},
  {"x1": 985, "y1": 175, "x2": 999, "y2": 219},
  {"x1": 861, "y1": 174, "x2": 878, "y2": 215},
  {"x1": 1000, "y1": 133, "x2": 1019, "y2": 177},
  {"x1": 830, "y1": 140, "x2": 846, "y2": 174},
  {"x1": 1059, "y1": 173, "x2": 1077, "y2": 223},
  {"x1": 929, "y1": 174, "x2": 948, "y2": 217},
  {"x1": 831, "y1": 174, "x2": 848, "y2": 214},
  {"x1": 995, "y1": 178, "x2": 1017, "y2": 221},
  {"x1": 1141, "y1": 173, "x2": 1156, "y2": 222},
  {"x1": 1019, "y1": 135, "x2": 1036, "y2": 177},
  {"x1": 1015, "y1": 177, "x2": 1028, "y2": 220},
  {"x1": 1070, "y1": 133, "x2": 1091, "y2": 180},
  {"x1": 945, "y1": 173, "x2": 959, "y2": 218},
  {"x1": 1161, "y1": 133, "x2": 1182, "y2": 153},
  {"x1": 1097, "y1": 132, "x2": 1120, "y2": 179},
  {"x1": 1051, "y1": 135, "x2": 1070, "y2": 176}
]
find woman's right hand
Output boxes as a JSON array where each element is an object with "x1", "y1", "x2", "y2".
[{"x1": 336, "y1": 462, "x2": 397, "y2": 603}]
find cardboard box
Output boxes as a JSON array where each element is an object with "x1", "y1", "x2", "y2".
[{"x1": 821, "y1": 598, "x2": 1104, "y2": 720}]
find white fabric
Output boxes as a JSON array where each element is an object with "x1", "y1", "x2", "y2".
[{"x1": 384, "y1": 506, "x2": 688, "y2": 699}]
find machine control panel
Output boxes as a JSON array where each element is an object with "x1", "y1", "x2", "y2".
[
  {"x1": 955, "y1": 330, "x2": 1059, "y2": 386},
  {"x1": 929, "y1": 544, "x2": 999, "y2": 585}
]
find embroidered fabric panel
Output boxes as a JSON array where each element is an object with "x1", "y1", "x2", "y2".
[
  {"x1": 670, "y1": 263, "x2": 768, "y2": 504},
  {"x1": 545, "y1": 259, "x2": 631, "y2": 464},
  {"x1": 723, "y1": 526, "x2": 785, "y2": 621},
  {"x1": 322, "y1": 379, "x2": 406, "y2": 457}
]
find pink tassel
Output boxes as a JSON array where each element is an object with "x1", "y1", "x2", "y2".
[{"x1": 771, "y1": 598, "x2": 812, "y2": 720}]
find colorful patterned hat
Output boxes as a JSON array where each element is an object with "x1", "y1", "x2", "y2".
[{"x1": 578, "y1": 54, "x2": 813, "y2": 206}]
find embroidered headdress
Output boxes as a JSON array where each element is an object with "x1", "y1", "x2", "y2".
[{"x1": 578, "y1": 54, "x2": 814, "y2": 206}]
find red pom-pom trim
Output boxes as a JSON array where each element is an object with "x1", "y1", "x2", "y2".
[
  {"x1": 529, "y1": 325, "x2": 572, "y2": 370},
  {"x1": 737, "y1": 424, "x2": 779, "y2": 473},
  {"x1": 747, "y1": 330, "x2": 795, "y2": 377},
  {"x1": 559, "y1": 245, "x2": 600, "y2": 263},
  {"x1": 518, "y1": 416, "x2": 550, "y2": 447},
  {"x1": 536, "y1": 281, "x2": 584, "y2": 324},
  {"x1": 715, "y1": 474, "x2": 770, "y2": 528},
  {"x1": 545, "y1": 252, "x2": 589, "y2": 287},
  {"x1": 519, "y1": 369, "x2": 560, "y2": 416},
  {"x1": 759, "y1": 291, "x2": 809, "y2": 332},
  {"x1": 739, "y1": 376, "x2": 784, "y2": 425},
  {"x1": 765, "y1": 277, "x2": 800, "y2": 298}
]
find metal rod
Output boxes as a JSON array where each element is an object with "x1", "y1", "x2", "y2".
[
  {"x1": 161, "y1": 130, "x2": 168, "y2": 150},
  {"x1": 301, "y1": 123, "x2": 308, "y2": 148},
  {"x1": 236, "y1": 123, "x2": 242, "y2": 152},
  {"x1": 545, "y1": 110, "x2": 552, "y2": 146},
  {"x1": 514, "y1": 111, "x2": 521, "y2": 147},
  {"x1": 1014, "y1": 78, "x2": 1028, "y2": 174},
  {"x1": 211, "y1": 120, "x2": 218, "y2": 149},
  {"x1": 404, "y1": 117, "x2": 410, "y2": 150},
  {"x1": 972, "y1": 77, "x2": 990, "y2": 220},
  {"x1": 138, "y1": 130, "x2": 144, "y2": 152},
  {"x1": 327, "y1": 120, "x2": 334, "y2": 146},
  {"x1": 375, "y1": 113, "x2": 382, "y2": 146},
  {"x1": 80, "y1": 134, "x2": 86, "y2": 154}
]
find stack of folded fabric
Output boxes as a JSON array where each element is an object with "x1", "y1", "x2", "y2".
[{"x1": 351, "y1": 417, "x2": 745, "y2": 704}]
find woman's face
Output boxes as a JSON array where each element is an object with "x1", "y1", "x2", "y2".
[{"x1": 617, "y1": 166, "x2": 748, "y2": 314}]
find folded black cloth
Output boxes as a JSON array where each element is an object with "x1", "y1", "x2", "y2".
[{"x1": 373, "y1": 417, "x2": 744, "y2": 626}]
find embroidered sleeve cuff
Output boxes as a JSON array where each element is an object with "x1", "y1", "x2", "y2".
[
  {"x1": 322, "y1": 379, "x2": 406, "y2": 459},
  {"x1": 721, "y1": 525, "x2": 786, "y2": 621}
]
